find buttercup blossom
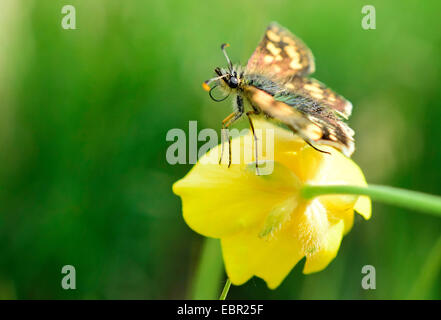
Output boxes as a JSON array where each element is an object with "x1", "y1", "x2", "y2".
[{"x1": 173, "y1": 121, "x2": 371, "y2": 289}]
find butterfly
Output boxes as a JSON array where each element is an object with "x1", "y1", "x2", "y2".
[{"x1": 203, "y1": 22, "x2": 355, "y2": 171}]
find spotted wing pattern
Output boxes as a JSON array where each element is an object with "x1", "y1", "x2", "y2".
[
  {"x1": 246, "y1": 22, "x2": 315, "y2": 79},
  {"x1": 284, "y1": 77, "x2": 353, "y2": 119},
  {"x1": 244, "y1": 85, "x2": 355, "y2": 156},
  {"x1": 242, "y1": 22, "x2": 355, "y2": 156}
]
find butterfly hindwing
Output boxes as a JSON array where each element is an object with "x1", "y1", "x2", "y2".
[
  {"x1": 284, "y1": 77, "x2": 353, "y2": 119},
  {"x1": 243, "y1": 85, "x2": 354, "y2": 157},
  {"x1": 301, "y1": 105, "x2": 354, "y2": 156},
  {"x1": 246, "y1": 22, "x2": 315, "y2": 79}
]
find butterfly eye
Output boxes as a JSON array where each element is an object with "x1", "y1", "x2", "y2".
[{"x1": 229, "y1": 76, "x2": 238, "y2": 88}]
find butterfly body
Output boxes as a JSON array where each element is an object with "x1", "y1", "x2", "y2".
[{"x1": 204, "y1": 22, "x2": 355, "y2": 157}]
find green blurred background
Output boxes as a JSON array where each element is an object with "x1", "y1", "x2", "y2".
[{"x1": 0, "y1": 0, "x2": 440, "y2": 299}]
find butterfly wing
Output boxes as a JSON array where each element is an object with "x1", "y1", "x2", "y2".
[
  {"x1": 246, "y1": 22, "x2": 315, "y2": 79},
  {"x1": 284, "y1": 76, "x2": 353, "y2": 119},
  {"x1": 243, "y1": 22, "x2": 354, "y2": 156},
  {"x1": 243, "y1": 85, "x2": 355, "y2": 157}
]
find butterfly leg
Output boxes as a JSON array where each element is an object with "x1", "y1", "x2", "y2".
[
  {"x1": 219, "y1": 113, "x2": 234, "y2": 165},
  {"x1": 246, "y1": 110, "x2": 261, "y2": 175},
  {"x1": 305, "y1": 139, "x2": 331, "y2": 155},
  {"x1": 219, "y1": 95, "x2": 245, "y2": 167},
  {"x1": 219, "y1": 111, "x2": 243, "y2": 167}
]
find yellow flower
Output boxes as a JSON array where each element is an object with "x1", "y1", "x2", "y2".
[{"x1": 173, "y1": 121, "x2": 371, "y2": 289}]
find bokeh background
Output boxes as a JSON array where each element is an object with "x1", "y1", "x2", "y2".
[{"x1": 0, "y1": 0, "x2": 440, "y2": 299}]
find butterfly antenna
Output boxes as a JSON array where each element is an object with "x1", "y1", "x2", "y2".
[{"x1": 221, "y1": 43, "x2": 233, "y2": 71}]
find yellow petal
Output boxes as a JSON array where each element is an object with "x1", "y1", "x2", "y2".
[
  {"x1": 173, "y1": 136, "x2": 301, "y2": 237},
  {"x1": 280, "y1": 145, "x2": 324, "y2": 183},
  {"x1": 308, "y1": 145, "x2": 368, "y2": 187},
  {"x1": 291, "y1": 200, "x2": 330, "y2": 256},
  {"x1": 173, "y1": 120, "x2": 372, "y2": 288},
  {"x1": 302, "y1": 219, "x2": 345, "y2": 274},
  {"x1": 259, "y1": 197, "x2": 298, "y2": 238},
  {"x1": 221, "y1": 226, "x2": 304, "y2": 289},
  {"x1": 300, "y1": 144, "x2": 372, "y2": 222},
  {"x1": 354, "y1": 195, "x2": 372, "y2": 220},
  {"x1": 252, "y1": 119, "x2": 306, "y2": 156}
]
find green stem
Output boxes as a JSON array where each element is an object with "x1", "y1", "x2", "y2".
[
  {"x1": 301, "y1": 184, "x2": 441, "y2": 217},
  {"x1": 219, "y1": 278, "x2": 232, "y2": 300},
  {"x1": 191, "y1": 238, "x2": 224, "y2": 300}
]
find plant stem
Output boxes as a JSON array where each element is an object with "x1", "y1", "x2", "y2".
[
  {"x1": 219, "y1": 278, "x2": 232, "y2": 300},
  {"x1": 301, "y1": 184, "x2": 441, "y2": 217},
  {"x1": 191, "y1": 238, "x2": 224, "y2": 300}
]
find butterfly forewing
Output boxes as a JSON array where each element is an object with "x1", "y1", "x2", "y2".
[
  {"x1": 246, "y1": 22, "x2": 315, "y2": 79},
  {"x1": 242, "y1": 23, "x2": 355, "y2": 156}
]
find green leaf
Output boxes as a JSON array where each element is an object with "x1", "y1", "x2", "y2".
[{"x1": 191, "y1": 238, "x2": 224, "y2": 300}]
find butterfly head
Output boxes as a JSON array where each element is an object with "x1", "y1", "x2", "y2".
[{"x1": 202, "y1": 44, "x2": 244, "y2": 101}]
